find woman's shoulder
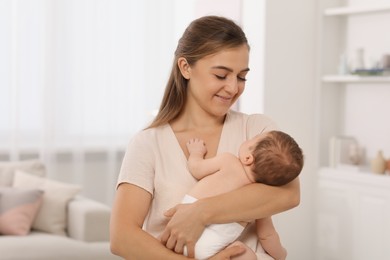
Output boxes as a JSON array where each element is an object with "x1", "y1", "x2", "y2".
[
  {"x1": 129, "y1": 127, "x2": 155, "y2": 141},
  {"x1": 127, "y1": 125, "x2": 167, "y2": 147}
]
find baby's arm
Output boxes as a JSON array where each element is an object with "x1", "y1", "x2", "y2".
[
  {"x1": 228, "y1": 241, "x2": 257, "y2": 260},
  {"x1": 186, "y1": 138, "x2": 222, "y2": 180},
  {"x1": 256, "y1": 217, "x2": 287, "y2": 260}
]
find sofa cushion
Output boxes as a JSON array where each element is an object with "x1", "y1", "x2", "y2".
[
  {"x1": 13, "y1": 171, "x2": 80, "y2": 236},
  {"x1": 0, "y1": 160, "x2": 46, "y2": 187},
  {"x1": 0, "y1": 231, "x2": 121, "y2": 260},
  {"x1": 0, "y1": 187, "x2": 44, "y2": 235}
]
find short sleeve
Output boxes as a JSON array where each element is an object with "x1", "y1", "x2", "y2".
[
  {"x1": 116, "y1": 130, "x2": 155, "y2": 195},
  {"x1": 246, "y1": 113, "x2": 279, "y2": 139}
]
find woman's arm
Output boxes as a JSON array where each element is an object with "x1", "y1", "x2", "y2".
[
  {"x1": 110, "y1": 183, "x2": 192, "y2": 260},
  {"x1": 161, "y1": 177, "x2": 300, "y2": 255},
  {"x1": 205, "y1": 177, "x2": 300, "y2": 223}
]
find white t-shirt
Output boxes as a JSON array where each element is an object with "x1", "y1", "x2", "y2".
[{"x1": 117, "y1": 109, "x2": 278, "y2": 259}]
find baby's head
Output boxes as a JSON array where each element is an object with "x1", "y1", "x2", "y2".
[{"x1": 250, "y1": 131, "x2": 304, "y2": 186}]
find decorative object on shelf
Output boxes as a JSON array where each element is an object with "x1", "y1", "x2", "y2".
[
  {"x1": 350, "y1": 48, "x2": 365, "y2": 73},
  {"x1": 387, "y1": 159, "x2": 390, "y2": 174},
  {"x1": 329, "y1": 136, "x2": 360, "y2": 168},
  {"x1": 382, "y1": 54, "x2": 390, "y2": 69},
  {"x1": 348, "y1": 142, "x2": 361, "y2": 165},
  {"x1": 371, "y1": 150, "x2": 387, "y2": 174},
  {"x1": 338, "y1": 53, "x2": 350, "y2": 75},
  {"x1": 382, "y1": 54, "x2": 390, "y2": 76},
  {"x1": 347, "y1": 51, "x2": 390, "y2": 76},
  {"x1": 353, "y1": 68, "x2": 385, "y2": 76}
]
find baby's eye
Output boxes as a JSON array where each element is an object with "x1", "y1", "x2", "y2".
[
  {"x1": 237, "y1": 76, "x2": 247, "y2": 82},
  {"x1": 215, "y1": 75, "x2": 226, "y2": 80}
]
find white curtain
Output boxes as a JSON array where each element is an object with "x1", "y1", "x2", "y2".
[
  {"x1": 0, "y1": 0, "x2": 178, "y2": 204},
  {"x1": 0, "y1": 0, "x2": 255, "y2": 205}
]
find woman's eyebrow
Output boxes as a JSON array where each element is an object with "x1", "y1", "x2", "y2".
[{"x1": 211, "y1": 65, "x2": 250, "y2": 73}]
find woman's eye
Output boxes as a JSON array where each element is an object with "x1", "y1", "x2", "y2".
[
  {"x1": 215, "y1": 75, "x2": 226, "y2": 80},
  {"x1": 215, "y1": 74, "x2": 246, "y2": 81}
]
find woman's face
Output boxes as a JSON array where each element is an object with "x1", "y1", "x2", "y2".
[{"x1": 185, "y1": 45, "x2": 249, "y2": 118}]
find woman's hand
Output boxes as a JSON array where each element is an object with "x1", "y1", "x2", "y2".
[{"x1": 160, "y1": 202, "x2": 207, "y2": 258}]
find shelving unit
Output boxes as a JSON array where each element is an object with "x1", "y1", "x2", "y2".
[
  {"x1": 316, "y1": 1, "x2": 390, "y2": 259},
  {"x1": 317, "y1": 0, "x2": 390, "y2": 167}
]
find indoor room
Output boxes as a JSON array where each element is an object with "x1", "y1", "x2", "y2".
[{"x1": 1, "y1": 0, "x2": 389, "y2": 259}]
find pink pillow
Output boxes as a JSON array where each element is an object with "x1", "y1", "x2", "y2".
[{"x1": 0, "y1": 187, "x2": 44, "y2": 235}]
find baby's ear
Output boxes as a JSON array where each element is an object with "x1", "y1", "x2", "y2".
[{"x1": 243, "y1": 154, "x2": 254, "y2": 165}]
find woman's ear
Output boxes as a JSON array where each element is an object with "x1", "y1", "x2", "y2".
[{"x1": 177, "y1": 57, "x2": 191, "y2": 79}]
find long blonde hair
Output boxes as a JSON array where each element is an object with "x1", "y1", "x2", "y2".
[{"x1": 147, "y1": 16, "x2": 248, "y2": 128}]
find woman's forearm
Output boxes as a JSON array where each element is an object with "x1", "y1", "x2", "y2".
[
  {"x1": 110, "y1": 183, "x2": 193, "y2": 260},
  {"x1": 199, "y1": 177, "x2": 300, "y2": 225},
  {"x1": 111, "y1": 225, "x2": 192, "y2": 260}
]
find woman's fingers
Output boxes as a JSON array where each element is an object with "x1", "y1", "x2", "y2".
[
  {"x1": 174, "y1": 239, "x2": 185, "y2": 255},
  {"x1": 161, "y1": 203, "x2": 205, "y2": 257},
  {"x1": 164, "y1": 233, "x2": 177, "y2": 250},
  {"x1": 161, "y1": 228, "x2": 195, "y2": 257},
  {"x1": 160, "y1": 206, "x2": 178, "y2": 246},
  {"x1": 160, "y1": 229, "x2": 168, "y2": 245},
  {"x1": 185, "y1": 241, "x2": 196, "y2": 258}
]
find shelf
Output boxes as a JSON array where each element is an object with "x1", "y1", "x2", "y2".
[
  {"x1": 319, "y1": 167, "x2": 390, "y2": 189},
  {"x1": 324, "y1": 4, "x2": 390, "y2": 16},
  {"x1": 322, "y1": 75, "x2": 390, "y2": 83}
]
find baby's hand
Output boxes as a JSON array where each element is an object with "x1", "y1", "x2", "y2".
[{"x1": 186, "y1": 138, "x2": 207, "y2": 156}]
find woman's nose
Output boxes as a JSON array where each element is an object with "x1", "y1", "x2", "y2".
[{"x1": 225, "y1": 78, "x2": 238, "y2": 94}]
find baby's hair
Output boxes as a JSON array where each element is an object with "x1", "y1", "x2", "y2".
[{"x1": 251, "y1": 131, "x2": 304, "y2": 186}]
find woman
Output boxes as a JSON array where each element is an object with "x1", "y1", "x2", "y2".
[{"x1": 110, "y1": 15, "x2": 300, "y2": 259}]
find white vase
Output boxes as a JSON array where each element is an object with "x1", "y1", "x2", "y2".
[{"x1": 371, "y1": 150, "x2": 386, "y2": 174}]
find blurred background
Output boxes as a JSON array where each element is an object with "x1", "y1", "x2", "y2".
[{"x1": 1, "y1": 0, "x2": 390, "y2": 259}]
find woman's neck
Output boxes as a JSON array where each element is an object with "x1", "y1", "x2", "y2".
[
  {"x1": 171, "y1": 108, "x2": 226, "y2": 133},
  {"x1": 169, "y1": 107, "x2": 227, "y2": 159}
]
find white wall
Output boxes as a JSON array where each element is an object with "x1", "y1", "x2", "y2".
[
  {"x1": 240, "y1": 0, "x2": 266, "y2": 114},
  {"x1": 263, "y1": 1, "x2": 317, "y2": 259}
]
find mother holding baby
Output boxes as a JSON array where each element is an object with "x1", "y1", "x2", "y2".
[{"x1": 110, "y1": 15, "x2": 300, "y2": 260}]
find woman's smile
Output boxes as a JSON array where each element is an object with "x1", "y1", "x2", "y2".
[{"x1": 215, "y1": 94, "x2": 233, "y2": 102}]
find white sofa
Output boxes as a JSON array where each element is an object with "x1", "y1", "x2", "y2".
[{"x1": 0, "y1": 160, "x2": 120, "y2": 260}]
